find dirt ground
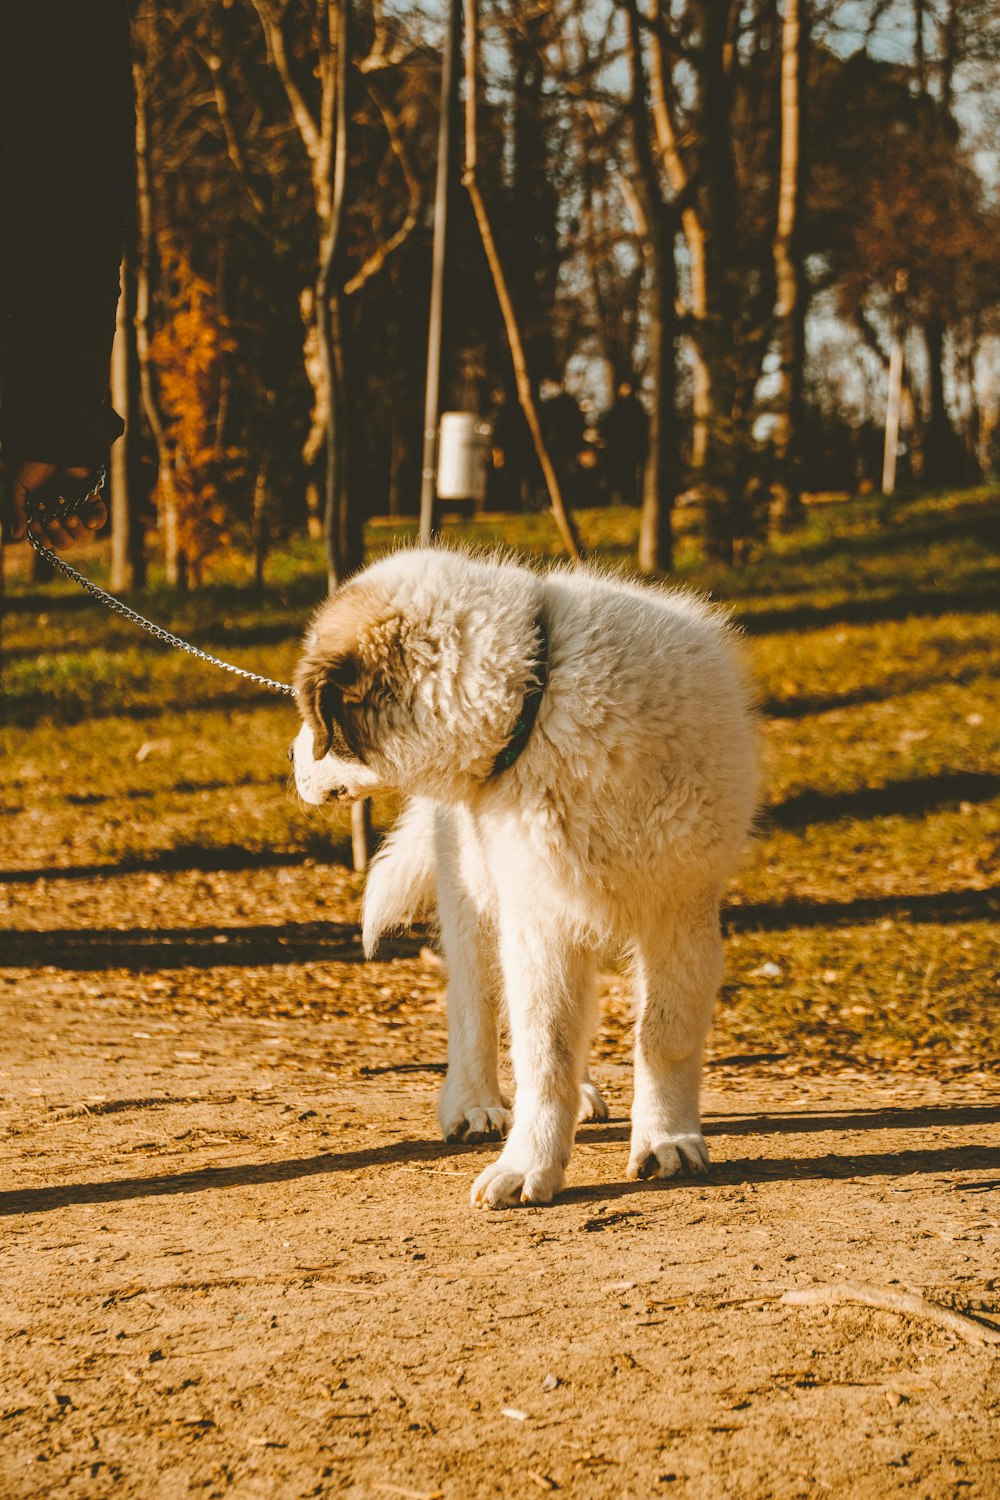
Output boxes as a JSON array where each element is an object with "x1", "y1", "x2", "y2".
[{"x1": 2, "y1": 862, "x2": 999, "y2": 1500}]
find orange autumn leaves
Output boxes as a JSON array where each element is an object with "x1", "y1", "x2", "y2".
[{"x1": 149, "y1": 238, "x2": 245, "y2": 580}]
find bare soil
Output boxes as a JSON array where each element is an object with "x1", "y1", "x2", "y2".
[{"x1": 2, "y1": 863, "x2": 999, "y2": 1500}]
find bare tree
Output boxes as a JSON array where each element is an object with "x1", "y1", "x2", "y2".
[
  {"x1": 132, "y1": 2, "x2": 182, "y2": 588},
  {"x1": 622, "y1": 0, "x2": 679, "y2": 573},
  {"x1": 462, "y1": 0, "x2": 583, "y2": 562},
  {"x1": 771, "y1": 0, "x2": 808, "y2": 528},
  {"x1": 418, "y1": 0, "x2": 459, "y2": 545},
  {"x1": 250, "y1": 0, "x2": 355, "y2": 589},
  {"x1": 881, "y1": 268, "x2": 907, "y2": 496}
]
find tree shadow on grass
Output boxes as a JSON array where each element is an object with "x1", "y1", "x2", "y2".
[
  {"x1": 61, "y1": 773, "x2": 287, "y2": 807},
  {"x1": 755, "y1": 501, "x2": 995, "y2": 576},
  {"x1": 1, "y1": 886, "x2": 994, "y2": 964},
  {"x1": 738, "y1": 580, "x2": 998, "y2": 637},
  {"x1": 764, "y1": 770, "x2": 1000, "y2": 829},
  {"x1": 3, "y1": 570, "x2": 325, "y2": 619},
  {"x1": 1, "y1": 616, "x2": 301, "y2": 663},
  {"x1": 762, "y1": 661, "x2": 999, "y2": 720},
  {"x1": 0, "y1": 920, "x2": 422, "y2": 971},
  {"x1": 783, "y1": 503, "x2": 999, "y2": 567},
  {"x1": 0, "y1": 837, "x2": 353, "y2": 885},
  {"x1": 3, "y1": 686, "x2": 295, "y2": 729},
  {"x1": 723, "y1": 885, "x2": 999, "y2": 933},
  {"x1": 709, "y1": 500, "x2": 998, "y2": 606}
]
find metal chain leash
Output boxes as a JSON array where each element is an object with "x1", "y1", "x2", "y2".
[{"x1": 25, "y1": 469, "x2": 296, "y2": 698}]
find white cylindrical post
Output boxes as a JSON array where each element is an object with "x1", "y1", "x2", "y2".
[{"x1": 436, "y1": 411, "x2": 490, "y2": 504}]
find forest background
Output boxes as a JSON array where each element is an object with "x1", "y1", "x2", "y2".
[{"x1": 92, "y1": 0, "x2": 1000, "y2": 595}]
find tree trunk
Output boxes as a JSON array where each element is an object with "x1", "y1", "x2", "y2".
[
  {"x1": 771, "y1": 0, "x2": 808, "y2": 531},
  {"x1": 882, "y1": 273, "x2": 907, "y2": 496},
  {"x1": 902, "y1": 371, "x2": 922, "y2": 481},
  {"x1": 645, "y1": 0, "x2": 742, "y2": 560},
  {"x1": 913, "y1": 0, "x2": 928, "y2": 96},
  {"x1": 249, "y1": 0, "x2": 366, "y2": 866},
  {"x1": 388, "y1": 409, "x2": 404, "y2": 518},
  {"x1": 330, "y1": 286, "x2": 363, "y2": 576},
  {"x1": 132, "y1": 4, "x2": 183, "y2": 589},
  {"x1": 638, "y1": 219, "x2": 678, "y2": 575},
  {"x1": 624, "y1": 0, "x2": 678, "y2": 574},
  {"x1": 418, "y1": 0, "x2": 459, "y2": 546},
  {"x1": 939, "y1": 0, "x2": 960, "y2": 116},
  {"x1": 923, "y1": 317, "x2": 957, "y2": 487},
  {"x1": 461, "y1": 0, "x2": 583, "y2": 563},
  {"x1": 252, "y1": 453, "x2": 269, "y2": 589},
  {"x1": 305, "y1": 478, "x2": 323, "y2": 540},
  {"x1": 317, "y1": 0, "x2": 352, "y2": 593},
  {"x1": 696, "y1": 0, "x2": 742, "y2": 562},
  {"x1": 646, "y1": 0, "x2": 711, "y2": 477},
  {"x1": 959, "y1": 321, "x2": 981, "y2": 483}
]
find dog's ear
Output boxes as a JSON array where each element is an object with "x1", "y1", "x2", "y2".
[
  {"x1": 295, "y1": 653, "x2": 335, "y2": 761},
  {"x1": 296, "y1": 586, "x2": 390, "y2": 760},
  {"x1": 295, "y1": 650, "x2": 371, "y2": 762},
  {"x1": 328, "y1": 652, "x2": 366, "y2": 704}
]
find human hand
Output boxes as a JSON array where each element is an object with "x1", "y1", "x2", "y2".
[{"x1": 3, "y1": 460, "x2": 108, "y2": 549}]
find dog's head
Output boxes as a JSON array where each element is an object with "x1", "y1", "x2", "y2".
[
  {"x1": 292, "y1": 584, "x2": 390, "y2": 806},
  {"x1": 291, "y1": 549, "x2": 540, "y2": 805}
]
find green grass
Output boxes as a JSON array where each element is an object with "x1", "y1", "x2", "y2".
[{"x1": 2, "y1": 487, "x2": 998, "y2": 1070}]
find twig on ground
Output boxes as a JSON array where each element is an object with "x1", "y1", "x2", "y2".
[
  {"x1": 781, "y1": 1281, "x2": 1000, "y2": 1348},
  {"x1": 527, "y1": 1471, "x2": 559, "y2": 1492},
  {"x1": 372, "y1": 1486, "x2": 444, "y2": 1500}
]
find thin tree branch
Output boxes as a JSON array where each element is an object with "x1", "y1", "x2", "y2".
[
  {"x1": 197, "y1": 43, "x2": 268, "y2": 219},
  {"x1": 250, "y1": 0, "x2": 322, "y2": 172},
  {"x1": 782, "y1": 1282, "x2": 1000, "y2": 1348},
  {"x1": 344, "y1": 91, "x2": 423, "y2": 296}
]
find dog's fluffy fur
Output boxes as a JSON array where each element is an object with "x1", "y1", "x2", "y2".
[{"x1": 293, "y1": 547, "x2": 759, "y2": 1208}]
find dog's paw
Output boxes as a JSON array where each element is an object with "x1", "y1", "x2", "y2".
[
  {"x1": 442, "y1": 1104, "x2": 513, "y2": 1144},
  {"x1": 578, "y1": 1080, "x2": 610, "y2": 1123},
  {"x1": 626, "y1": 1131, "x2": 708, "y2": 1181},
  {"x1": 470, "y1": 1155, "x2": 565, "y2": 1209}
]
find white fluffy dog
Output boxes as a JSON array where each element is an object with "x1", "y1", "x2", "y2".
[{"x1": 292, "y1": 547, "x2": 759, "y2": 1208}]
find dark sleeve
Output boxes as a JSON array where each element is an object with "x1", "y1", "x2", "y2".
[{"x1": 0, "y1": 0, "x2": 134, "y2": 467}]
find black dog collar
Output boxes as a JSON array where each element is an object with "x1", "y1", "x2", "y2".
[{"x1": 489, "y1": 614, "x2": 549, "y2": 779}]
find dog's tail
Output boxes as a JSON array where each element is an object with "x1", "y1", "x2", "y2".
[{"x1": 362, "y1": 797, "x2": 438, "y2": 958}]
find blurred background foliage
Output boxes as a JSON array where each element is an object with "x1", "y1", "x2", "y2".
[{"x1": 83, "y1": 0, "x2": 1000, "y2": 588}]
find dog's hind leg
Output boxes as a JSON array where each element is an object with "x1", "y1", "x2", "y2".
[
  {"x1": 471, "y1": 902, "x2": 597, "y2": 1208},
  {"x1": 578, "y1": 1068, "x2": 610, "y2": 1123},
  {"x1": 626, "y1": 895, "x2": 723, "y2": 1181}
]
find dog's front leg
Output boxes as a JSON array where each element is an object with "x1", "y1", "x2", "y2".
[
  {"x1": 470, "y1": 908, "x2": 596, "y2": 1209},
  {"x1": 437, "y1": 913, "x2": 511, "y2": 1144},
  {"x1": 436, "y1": 828, "x2": 511, "y2": 1144}
]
